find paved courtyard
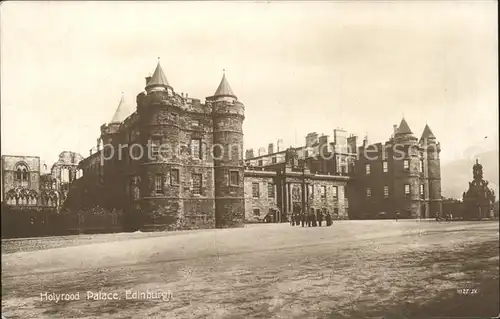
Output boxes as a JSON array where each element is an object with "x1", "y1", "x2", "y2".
[{"x1": 2, "y1": 220, "x2": 499, "y2": 318}]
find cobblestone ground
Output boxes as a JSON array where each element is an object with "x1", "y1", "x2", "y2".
[{"x1": 2, "y1": 220, "x2": 499, "y2": 319}]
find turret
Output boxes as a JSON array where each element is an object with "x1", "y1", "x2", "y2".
[
  {"x1": 392, "y1": 118, "x2": 421, "y2": 217},
  {"x1": 101, "y1": 93, "x2": 131, "y2": 145},
  {"x1": 394, "y1": 117, "x2": 418, "y2": 145},
  {"x1": 209, "y1": 71, "x2": 245, "y2": 228},
  {"x1": 420, "y1": 123, "x2": 442, "y2": 218},
  {"x1": 145, "y1": 58, "x2": 173, "y2": 95}
]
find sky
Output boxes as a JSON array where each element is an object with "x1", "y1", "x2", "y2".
[{"x1": 1, "y1": 1, "x2": 498, "y2": 168}]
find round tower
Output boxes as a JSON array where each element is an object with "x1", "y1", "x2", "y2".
[
  {"x1": 209, "y1": 71, "x2": 245, "y2": 228},
  {"x1": 100, "y1": 93, "x2": 131, "y2": 210},
  {"x1": 421, "y1": 124, "x2": 442, "y2": 218},
  {"x1": 136, "y1": 60, "x2": 184, "y2": 230},
  {"x1": 392, "y1": 118, "x2": 421, "y2": 218}
]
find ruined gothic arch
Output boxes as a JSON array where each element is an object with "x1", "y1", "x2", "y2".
[
  {"x1": 5, "y1": 187, "x2": 38, "y2": 205},
  {"x1": 14, "y1": 162, "x2": 30, "y2": 181}
]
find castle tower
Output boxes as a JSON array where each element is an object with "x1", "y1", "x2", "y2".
[
  {"x1": 145, "y1": 59, "x2": 172, "y2": 94},
  {"x1": 136, "y1": 60, "x2": 184, "y2": 229},
  {"x1": 209, "y1": 71, "x2": 245, "y2": 228},
  {"x1": 99, "y1": 93, "x2": 132, "y2": 209},
  {"x1": 420, "y1": 124, "x2": 441, "y2": 218},
  {"x1": 392, "y1": 118, "x2": 421, "y2": 218}
]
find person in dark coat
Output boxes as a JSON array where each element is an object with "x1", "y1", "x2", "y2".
[
  {"x1": 317, "y1": 210, "x2": 323, "y2": 227},
  {"x1": 290, "y1": 212, "x2": 295, "y2": 226},
  {"x1": 301, "y1": 212, "x2": 306, "y2": 227},
  {"x1": 325, "y1": 211, "x2": 332, "y2": 226},
  {"x1": 395, "y1": 209, "x2": 400, "y2": 221},
  {"x1": 311, "y1": 212, "x2": 317, "y2": 227}
]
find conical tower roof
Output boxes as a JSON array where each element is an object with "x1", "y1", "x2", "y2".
[
  {"x1": 396, "y1": 117, "x2": 413, "y2": 135},
  {"x1": 146, "y1": 60, "x2": 170, "y2": 89},
  {"x1": 110, "y1": 93, "x2": 131, "y2": 124},
  {"x1": 420, "y1": 124, "x2": 436, "y2": 139},
  {"x1": 213, "y1": 71, "x2": 237, "y2": 98}
]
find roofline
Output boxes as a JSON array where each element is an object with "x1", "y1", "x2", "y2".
[{"x1": 1, "y1": 154, "x2": 41, "y2": 160}]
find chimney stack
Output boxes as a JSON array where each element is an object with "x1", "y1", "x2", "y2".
[
  {"x1": 277, "y1": 139, "x2": 284, "y2": 152},
  {"x1": 245, "y1": 149, "x2": 255, "y2": 159},
  {"x1": 362, "y1": 134, "x2": 369, "y2": 147},
  {"x1": 268, "y1": 143, "x2": 274, "y2": 155}
]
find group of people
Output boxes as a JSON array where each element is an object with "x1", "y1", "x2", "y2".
[{"x1": 290, "y1": 209, "x2": 333, "y2": 227}]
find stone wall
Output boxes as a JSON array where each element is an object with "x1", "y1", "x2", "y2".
[
  {"x1": 0, "y1": 204, "x2": 122, "y2": 238},
  {"x1": 308, "y1": 178, "x2": 349, "y2": 219},
  {"x1": 1, "y1": 155, "x2": 41, "y2": 203},
  {"x1": 244, "y1": 175, "x2": 278, "y2": 222}
]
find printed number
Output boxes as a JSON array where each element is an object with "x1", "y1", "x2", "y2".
[{"x1": 457, "y1": 288, "x2": 478, "y2": 295}]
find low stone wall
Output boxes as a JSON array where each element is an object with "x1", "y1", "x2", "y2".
[{"x1": 1, "y1": 204, "x2": 123, "y2": 239}]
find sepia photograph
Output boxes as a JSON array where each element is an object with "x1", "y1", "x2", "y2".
[{"x1": 1, "y1": 1, "x2": 498, "y2": 318}]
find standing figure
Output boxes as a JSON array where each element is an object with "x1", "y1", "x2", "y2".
[
  {"x1": 326, "y1": 211, "x2": 332, "y2": 226},
  {"x1": 301, "y1": 212, "x2": 306, "y2": 227},
  {"x1": 290, "y1": 212, "x2": 295, "y2": 226},
  {"x1": 311, "y1": 212, "x2": 317, "y2": 227},
  {"x1": 317, "y1": 210, "x2": 323, "y2": 227},
  {"x1": 395, "y1": 209, "x2": 400, "y2": 221}
]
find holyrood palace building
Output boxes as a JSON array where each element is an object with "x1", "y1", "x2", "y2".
[{"x1": 1, "y1": 61, "x2": 443, "y2": 237}]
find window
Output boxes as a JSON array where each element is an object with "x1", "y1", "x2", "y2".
[
  {"x1": 366, "y1": 188, "x2": 371, "y2": 197},
  {"x1": 230, "y1": 171, "x2": 239, "y2": 186},
  {"x1": 334, "y1": 208, "x2": 339, "y2": 215},
  {"x1": 258, "y1": 160, "x2": 263, "y2": 166},
  {"x1": 170, "y1": 169, "x2": 179, "y2": 186},
  {"x1": 15, "y1": 164, "x2": 29, "y2": 181},
  {"x1": 320, "y1": 186, "x2": 327, "y2": 199},
  {"x1": 420, "y1": 160, "x2": 424, "y2": 172},
  {"x1": 305, "y1": 150, "x2": 309, "y2": 158},
  {"x1": 384, "y1": 186, "x2": 389, "y2": 198},
  {"x1": 151, "y1": 137, "x2": 160, "y2": 157},
  {"x1": 383, "y1": 161, "x2": 388, "y2": 173},
  {"x1": 192, "y1": 174, "x2": 202, "y2": 195},
  {"x1": 252, "y1": 183, "x2": 260, "y2": 198},
  {"x1": 332, "y1": 186, "x2": 338, "y2": 198},
  {"x1": 253, "y1": 208, "x2": 260, "y2": 216},
  {"x1": 404, "y1": 160, "x2": 409, "y2": 170},
  {"x1": 155, "y1": 174, "x2": 163, "y2": 194},
  {"x1": 191, "y1": 138, "x2": 202, "y2": 159},
  {"x1": 268, "y1": 183, "x2": 275, "y2": 198},
  {"x1": 365, "y1": 164, "x2": 371, "y2": 175},
  {"x1": 420, "y1": 184, "x2": 424, "y2": 199},
  {"x1": 272, "y1": 157, "x2": 277, "y2": 164},
  {"x1": 192, "y1": 119, "x2": 200, "y2": 127},
  {"x1": 404, "y1": 184, "x2": 410, "y2": 196}
]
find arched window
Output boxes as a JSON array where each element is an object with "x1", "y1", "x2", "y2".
[{"x1": 14, "y1": 163, "x2": 29, "y2": 181}]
